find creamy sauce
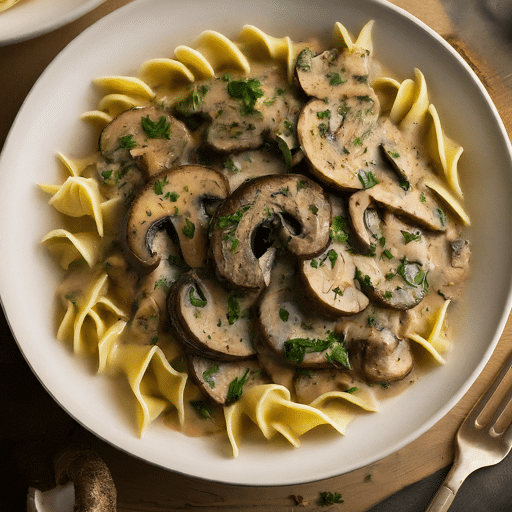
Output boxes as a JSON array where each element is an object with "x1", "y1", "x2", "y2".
[{"x1": 55, "y1": 37, "x2": 470, "y2": 437}]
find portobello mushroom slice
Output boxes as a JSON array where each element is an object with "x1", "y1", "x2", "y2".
[
  {"x1": 174, "y1": 72, "x2": 302, "y2": 154},
  {"x1": 210, "y1": 174, "x2": 331, "y2": 290},
  {"x1": 99, "y1": 105, "x2": 192, "y2": 178},
  {"x1": 217, "y1": 147, "x2": 288, "y2": 192},
  {"x1": 339, "y1": 306, "x2": 413, "y2": 383},
  {"x1": 300, "y1": 240, "x2": 369, "y2": 317},
  {"x1": 257, "y1": 257, "x2": 350, "y2": 368},
  {"x1": 167, "y1": 270, "x2": 258, "y2": 360},
  {"x1": 348, "y1": 190, "x2": 383, "y2": 252},
  {"x1": 297, "y1": 94, "x2": 381, "y2": 191},
  {"x1": 188, "y1": 355, "x2": 268, "y2": 405},
  {"x1": 367, "y1": 177, "x2": 447, "y2": 232},
  {"x1": 352, "y1": 210, "x2": 430, "y2": 310},
  {"x1": 295, "y1": 47, "x2": 375, "y2": 99},
  {"x1": 124, "y1": 165, "x2": 229, "y2": 272}
]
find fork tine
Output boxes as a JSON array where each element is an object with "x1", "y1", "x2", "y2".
[
  {"x1": 487, "y1": 374, "x2": 512, "y2": 432},
  {"x1": 465, "y1": 352, "x2": 512, "y2": 427}
]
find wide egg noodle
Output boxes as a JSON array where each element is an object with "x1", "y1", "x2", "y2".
[
  {"x1": 224, "y1": 384, "x2": 376, "y2": 457},
  {"x1": 42, "y1": 176, "x2": 106, "y2": 236},
  {"x1": 193, "y1": 30, "x2": 251, "y2": 75},
  {"x1": 56, "y1": 152, "x2": 96, "y2": 178},
  {"x1": 106, "y1": 343, "x2": 188, "y2": 434},
  {"x1": 407, "y1": 299, "x2": 452, "y2": 364},
  {"x1": 41, "y1": 229, "x2": 102, "y2": 269},
  {"x1": 333, "y1": 19, "x2": 374, "y2": 53},
  {"x1": 97, "y1": 93, "x2": 147, "y2": 118},
  {"x1": 309, "y1": 388, "x2": 378, "y2": 433},
  {"x1": 57, "y1": 272, "x2": 127, "y2": 356},
  {"x1": 93, "y1": 76, "x2": 155, "y2": 101},
  {"x1": 0, "y1": 0, "x2": 20, "y2": 12},
  {"x1": 137, "y1": 59, "x2": 195, "y2": 89},
  {"x1": 427, "y1": 104, "x2": 464, "y2": 197},
  {"x1": 238, "y1": 26, "x2": 296, "y2": 82}
]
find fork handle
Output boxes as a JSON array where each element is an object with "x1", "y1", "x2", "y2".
[
  {"x1": 424, "y1": 484, "x2": 455, "y2": 512},
  {"x1": 424, "y1": 457, "x2": 473, "y2": 512}
]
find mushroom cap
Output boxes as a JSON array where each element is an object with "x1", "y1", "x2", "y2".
[
  {"x1": 124, "y1": 165, "x2": 229, "y2": 272},
  {"x1": 300, "y1": 240, "x2": 369, "y2": 317},
  {"x1": 187, "y1": 355, "x2": 268, "y2": 405},
  {"x1": 257, "y1": 257, "x2": 349, "y2": 368},
  {"x1": 99, "y1": 105, "x2": 192, "y2": 178},
  {"x1": 297, "y1": 95, "x2": 381, "y2": 191},
  {"x1": 295, "y1": 47, "x2": 374, "y2": 99},
  {"x1": 209, "y1": 173, "x2": 332, "y2": 290},
  {"x1": 340, "y1": 306, "x2": 413, "y2": 382},
  {"x1": 167, "y1": 270, "x2": 258, "y2": 360}
]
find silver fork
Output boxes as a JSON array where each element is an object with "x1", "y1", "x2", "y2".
[{"x1": 425, "y1": 351, "x2": 512, "y2": 512}]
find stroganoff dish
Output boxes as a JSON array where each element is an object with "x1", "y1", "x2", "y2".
[{"x1": 40, "y1": 21, "x2": 471, "y2": 456}]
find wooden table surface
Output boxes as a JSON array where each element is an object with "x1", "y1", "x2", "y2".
[{"x1": 1, "y1": 0, "x2": 512, "y2": 510}]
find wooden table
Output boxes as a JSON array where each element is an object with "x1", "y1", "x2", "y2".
[{"x1": 1, "y1": 1, "x2": 512, "y2": 510}]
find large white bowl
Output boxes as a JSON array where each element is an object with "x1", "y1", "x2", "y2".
[
  {"x1": 1, "y1": 0, "x2": 512, "y2": 487},
  {"x1": 0, "y1": 0, "x2": 105, "y2": 46}
]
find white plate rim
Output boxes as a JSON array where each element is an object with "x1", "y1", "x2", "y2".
[{"x1": 0, "y1": 0, "x2": 106, "y2": 46}]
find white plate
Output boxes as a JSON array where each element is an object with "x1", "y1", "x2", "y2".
[
  {"x1": 1, "y1": 0, "x2": 512, "y2": 487},
  {"x1": 0, "y1": 0, "x2": 105, "y2": 46}
]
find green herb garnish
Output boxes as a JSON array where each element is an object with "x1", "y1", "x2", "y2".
[{"x1": 141, "y1": 115, "x2": 171, "y2": 139}]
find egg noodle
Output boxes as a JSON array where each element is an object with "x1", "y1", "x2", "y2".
[
  {"x1": 0, "y1": 0, "x2": 21, "y2": 13},
  {"x1": 40, "y1": 21, "x2": 470, "y2": 456}
]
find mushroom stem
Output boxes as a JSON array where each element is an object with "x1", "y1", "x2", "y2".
[{"x1": 54, "y1": 446, "x2": 116, "y2": 512}]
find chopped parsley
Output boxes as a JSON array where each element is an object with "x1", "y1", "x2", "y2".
[
  {"x1": 284, "y1": 331, "x2": 349, "y2": 367},
  {"x1": 203, "y1": 364, "x2": 219, "y2": 389},
  {"x1": 182, "y1": 218, "x2": 195, "y2": 239},
  {"x1": 141, "y1": 115, "x2": 171, "y2": 139},
  {"x1": 118, "y1": 134, "x2": 137, "y2": 149},
  {"x1": 319, "y1": 491, "x2": 344, "y2": 506},
  {"x1": 279, "y1": 307, "x2": 290, "y2": 322},
  {"x1": 401, "y1": 230, "x2": 422, "y2": 244},
  {"x1": 227, "y1": 292, "x2": 244, "y2": 325},
  {"x1": 296, "y1": 48, "x2": 314, "y2": 71},
  {"x1": 329, "y1": 215, "x2": 349, "y2": 243},
  {"x1": 226, "y1": 369, "x2": 250, "y2": 405},
  {"x1": 153, "y1": 176, "x2": 169, "y2": 195},
  {"x1": 227, "y1": 78, "x2": 264, "y2": 115},
  {"x1": 358, "y1": 170, "x2": 379, "y2": 189},
  {"x1": 190, "y1": 400, "x2": 214, "y2": 419},
  {"x1": 189, "y1": 286, "x2": 207, "y2": 307}
]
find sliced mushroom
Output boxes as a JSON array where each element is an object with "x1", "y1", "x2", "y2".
[
  {"x1": 429, "y1": 236, "x2": 471, "y2": 301},
  {"x1": 174, "y1": 73, "x2": 302, "y2": 154},
  {"x1": 297, "y1": 94, "x2": 381, "y2": 190},
  {"x1": 300, "y1": 240, "x2": 369, "y2": 317},
  {"x1": 168, "y1": 270, "x2": 258, "y2": 360},
  {"x1": 295, "y1": 47, "x2": 374, "y2": 99},
  {"x1": 348, "y1": 190, "x2": 383, "y2": 252},
  {"x1": 188, "y1": 355, "x2": 268, "y2": 405},
  {"x1": 216, "y1": 147, "x2": 288, "y2": 192},
  {"x1": 339, "y1": 306, "x2": 413, "y2": 382},
  {"x1": 352, "y1": 211, "x2": 430, "y2": 310},
  {"x1": 99, "y1": 105, "x2": 192, "y2": 178},
  {"x1": 368, "y1": 177, "x2": 447, "y2": 232},
  {"x1": 124, "y1": 165, "x2": 229, "y2": 272},
  {"x1": 450, "y1": 238, "x2": 470, "y2": 269},
  {"x1": 210, "y1": 174, "x2": 331, "y2": 290},
  {"x1": 352, "y1": 329, "x2": 413, "y2": 383},
  {"x1": 257, "y1": 256, "x2": 350, "y2": 368}
]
